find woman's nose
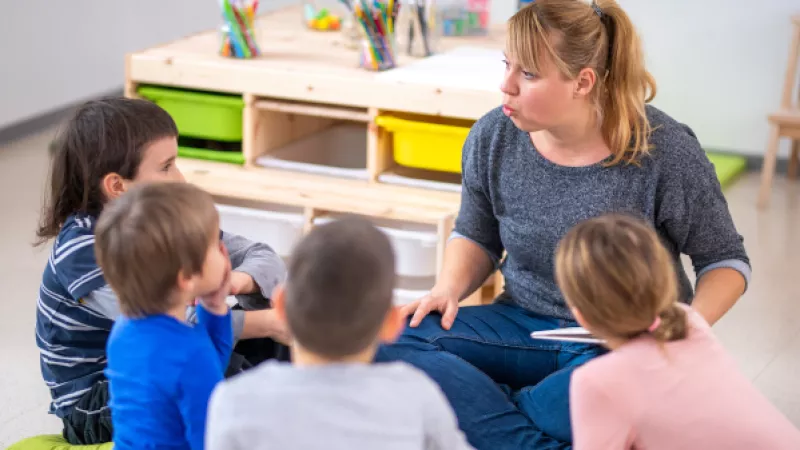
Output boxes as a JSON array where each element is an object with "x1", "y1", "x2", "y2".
[{"x1": 500, "y1": 73, "x2": 517, "y2": 96}]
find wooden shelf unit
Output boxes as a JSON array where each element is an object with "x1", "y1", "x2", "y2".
[{"x1": 126, "y1": 5, "x2": 507, "y2": 304}]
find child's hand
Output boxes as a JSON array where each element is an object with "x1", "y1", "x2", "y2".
[
  {"x1": 229, "y1": 271, "x2": 256, "y2": 295},
  {"x1": 199, "y1": 244, "x2": 232, "y2": 316}
]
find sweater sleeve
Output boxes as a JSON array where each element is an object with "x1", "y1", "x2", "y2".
[
  {"x1": 222, "y1": 231, "x2": 287, "y2": 307},
  {"x1": 196, "y1": 305, "x2": 234, "y2": 369},
  {"x1": 655, "y1": 130, "x2": 750, "y2": 286},
  {"x1": 178, "y1": 344, "x2": 227, "y2": 450},
  {"x1": 453, "y1": 121, "x2": 504, "y2": 264},
  {"x1": 570, "y1": 368, "x2": 634, "y2": 450}
]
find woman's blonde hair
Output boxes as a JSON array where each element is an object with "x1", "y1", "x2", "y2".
[
  {"x1": 555, "y1": 214, "x2": 688, "y2": 343},
  {"x1": 507, "y1": 0, "x2": 657, "y2": 165}
]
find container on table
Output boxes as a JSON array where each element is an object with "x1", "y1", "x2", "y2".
[
  {"x1": 303, "y1": 0, "x2": 348, "y2": 31},
  {"x1": 439, "y1": 0, "x2": 490, "y2": 36}
]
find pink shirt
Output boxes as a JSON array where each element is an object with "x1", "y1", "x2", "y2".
[{"x1": 570, "y1": 306, "x2": 800, "y2": 450}]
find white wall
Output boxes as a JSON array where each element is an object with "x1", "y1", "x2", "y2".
[
  {"x1": 0, "y1": 0, "x2": 292, "y2": 131},
  {"x1": 2, "y1": 1, "x2": 796, "y2": 156},
  {"x1": 491, "y1": 0, "x2": 798, "y2": 156}
]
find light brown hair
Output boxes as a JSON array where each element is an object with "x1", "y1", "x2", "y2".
[
  {"x1": 507, "y1": 0, "x2": 657, "y2": 165},
  {"x1": 95, "y1": 182, "x2": 219, "y2": 318},
  {"x1": 555, "y1": 214, "x2": 688, "y2": 343},
  {"x1": 285, "y1": 216, "x2": 396, "y2": 359}
]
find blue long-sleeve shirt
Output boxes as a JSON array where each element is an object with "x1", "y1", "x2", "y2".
[{"x1": 106, "y1": 305, "x2": 233, "y2": 450}]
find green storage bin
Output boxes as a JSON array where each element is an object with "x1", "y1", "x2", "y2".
[{"x1": 138, "y1": 86, "x2": 244, "y2": 142}]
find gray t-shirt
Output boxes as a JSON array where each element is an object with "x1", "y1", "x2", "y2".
[
  {"x1": 455, "y1": 105, "x2": 750, "y2": 320},
  {"x1": 205, "y1": 361, "x2": 475, "y2": 450}
]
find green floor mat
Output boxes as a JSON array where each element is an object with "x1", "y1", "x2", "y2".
[{"x1": 707, "y1": 152, "x2": 747, "y2": 189}]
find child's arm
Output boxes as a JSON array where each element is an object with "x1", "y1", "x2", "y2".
[
  {"x1": 196, "y1": 305, "x2": 234, "y2": 369},
  {"x1": 221, "y1": 232, "x2": 286, "y2": 303},
  {"x1": 178, "y1": 346, "x2": 227, "y2": 450},
  {"x1": 421, "y1": 376, "x2": 476, "y2": 450},
  {"x1": 570, "y1": 368, "x2": 634, "y2": 449}
]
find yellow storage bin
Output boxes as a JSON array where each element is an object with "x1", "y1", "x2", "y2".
[{"x1": 375, "y1": 115, "x2": 473, "y2": 174}]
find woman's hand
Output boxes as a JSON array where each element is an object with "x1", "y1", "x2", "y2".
[{"x1": 400, "y1": 287, "x2": 460, "y2": 330}]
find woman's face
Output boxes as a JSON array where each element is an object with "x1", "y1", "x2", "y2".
[{"x1": 500, "y1": 52, "x2": 580, "y2": 133}]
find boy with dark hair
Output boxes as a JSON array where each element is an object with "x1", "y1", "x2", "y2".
[
  {"x1": 95, "y1": 182, "x2": 236, "y2": 450},
  {"x1": 206, "y1": 216, "x2": 475, "y2": 450}
]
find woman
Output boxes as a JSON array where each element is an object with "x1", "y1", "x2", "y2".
[{"x1": 376, "y1": 1, "x2": 750, "y2": 449}]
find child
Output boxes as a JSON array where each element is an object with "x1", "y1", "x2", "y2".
[
  {"x1": 554, "y1": 214, "x2": 800, "y2": 450},
  {"x1": 34, "y1": 97, "x2": 288, "y2": 445},
  {"x1": 205, "y1": 216, "x2": 475, "y2": 450},
  {"x1": 96, "y1": 182, "x2": 234, "y2": 450}
]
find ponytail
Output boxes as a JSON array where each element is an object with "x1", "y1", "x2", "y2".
[
  {"x1": 596, "y1": 0, "x2": 657, "y2": 166},
  {"x1": 650, "y1": 304, "x2": 688, "y2": 342}
]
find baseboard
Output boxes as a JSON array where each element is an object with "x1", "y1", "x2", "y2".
[{"x1": 0, "y1": 88, "x2": 124, "y2": 145}]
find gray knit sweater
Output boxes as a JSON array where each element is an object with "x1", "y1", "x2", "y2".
[{"x1": 454, "y1": 105, "x2": 750, "y2": 320}]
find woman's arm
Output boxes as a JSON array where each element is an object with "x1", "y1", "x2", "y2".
[
  {"x1": 403, "y1": 119, "x2": 503, "y2": 329},
  {"x1": 434, "y1": 237, "x2": 496, "y2": 302},
  {"x1": 692, "y1": 268, "x2": 746, "y2": 325},
  {"x1": 656, "y1": 129, "x2": 750, "y2": 325}
]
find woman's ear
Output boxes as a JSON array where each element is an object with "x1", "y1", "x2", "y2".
[
  {"x1": 271, "y1": 284, "x2": 288, "y2": 325},
  {"x1": 101, "y1": 172, "x2": 128, "y2": 202},
  {"x1": 574, "y1": 67, "x2": 598, "y2": 98},
  {"x1": 378, "y1": 306, "x2": 404, "y2": 343}
]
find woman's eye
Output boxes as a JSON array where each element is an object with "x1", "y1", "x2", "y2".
[
  {"x1": 502, "y1": 59, "x2": 510, "y2": 69},
  {"x1": 522, "y1": 71, "x2": 536, "y2": 80},
  {"x1": 162, "y1": 163, "x2": 172, "y2": 172}
]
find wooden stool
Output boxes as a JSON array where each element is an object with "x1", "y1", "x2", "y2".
[{"x1": 758, "y1": 14, "x2": 800, "y2": 208}]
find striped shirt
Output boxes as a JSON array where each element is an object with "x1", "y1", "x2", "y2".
[{"x1": 36, "y1": 214, "x2": 112, "y2": 418}]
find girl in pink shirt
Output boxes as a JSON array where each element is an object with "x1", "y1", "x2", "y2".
[{"x1": 555, "y1": 214, "x2": 800, "y2": 450}]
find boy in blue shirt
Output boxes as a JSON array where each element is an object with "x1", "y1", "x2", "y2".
[{"x1": 95, "y1": 181, "x2": 236, "y2": 450}]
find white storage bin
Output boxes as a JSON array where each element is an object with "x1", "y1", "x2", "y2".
[
  {"x1": 393, "y1": 275, "x2": 436, "y2": 306},
  {"x1": 314, "y1": 215, "x2": 439, "y2": 278},
  {"x1": 216, "y1": 203, "x2": 305, "y2": 258},
  {"x1": 255, "y1": 123, "x2": 368, "y2": 180}
]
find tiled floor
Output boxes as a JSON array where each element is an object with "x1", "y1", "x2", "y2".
[{"x1": 1, "y1": 125, "x2": 799, "y2": 446}]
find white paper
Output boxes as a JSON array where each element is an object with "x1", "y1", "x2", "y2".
[
  {"x1": 531, "y1": 327, "x2": 605, "y2": 345},
  {"x1": 376, "y1": 46, "x2": 506, "y2": 92}
]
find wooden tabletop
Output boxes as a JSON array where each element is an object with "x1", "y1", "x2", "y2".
[{"x1": 127, "y1": 5, "x2": 506, "y2": 120}]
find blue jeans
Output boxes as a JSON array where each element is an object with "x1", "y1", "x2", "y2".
[{"x1": 375, "y1": 301, "x2": 605, "y2": 450}]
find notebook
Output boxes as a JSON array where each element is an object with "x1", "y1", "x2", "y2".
[{"x1": 530, "y1": 327, "x2": 605, "y2": 345}]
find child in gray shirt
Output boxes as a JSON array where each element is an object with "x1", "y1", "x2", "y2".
[{"x1": 206, "y1": 217, "x2": 475, "y2": 450}]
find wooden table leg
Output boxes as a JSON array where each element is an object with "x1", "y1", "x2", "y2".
[{"x1": 758, "y1": 125, "x2": 782, "y2": 208}]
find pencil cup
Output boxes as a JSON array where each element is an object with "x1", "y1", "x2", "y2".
[
  {"x1": 396, "y1": 0, "x2": 441, "y2": 57},
  {"x1": 359, "y1": 34, "x2": 397, "y2": 71},
  {"x1": 219, "y1": 24, "x2": 260, "y2": 59}
]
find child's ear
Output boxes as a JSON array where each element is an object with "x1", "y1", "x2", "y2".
[
  {"x1": 378, "y1": 306, "x2": 404, "y2": 344},
  {"x1": 101, "y1": 172, "x2": 128, "y2": 201},
  {"x1": 176, "y1": 270, "x2": 195, "y2": 295},
  {"x1": 271, "y1": 284, "x2": 288, "y2": 324}
]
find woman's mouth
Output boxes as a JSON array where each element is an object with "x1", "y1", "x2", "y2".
[{"x1": 502, "y1": 105, "x2": 514, "y2": 116}]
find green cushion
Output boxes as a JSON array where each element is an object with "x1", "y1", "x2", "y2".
[
  {"x1": 7, "y1": 435, "x2": 113, "y2": 450},
  {"x1": 706, "y1": 151, "x2": 747, "y2": 189}
]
